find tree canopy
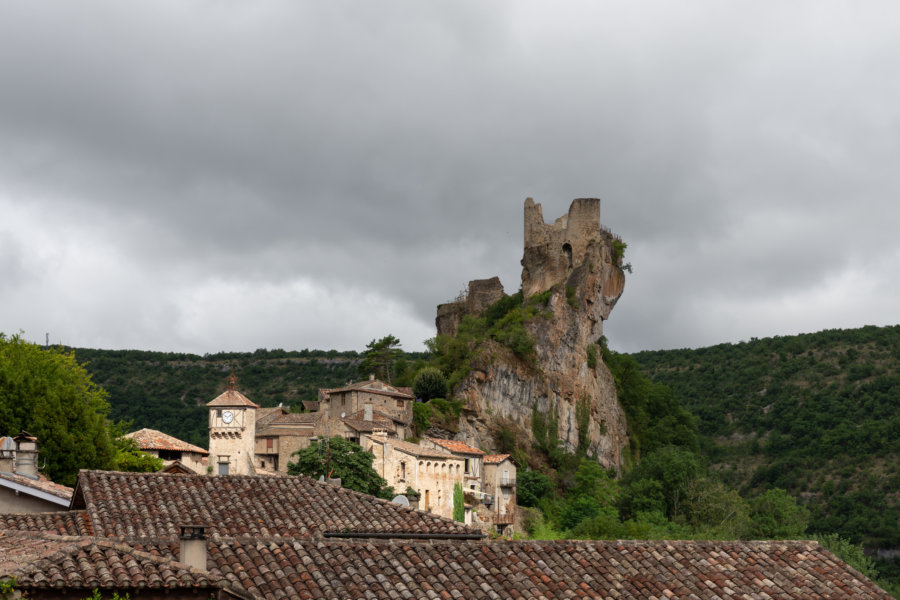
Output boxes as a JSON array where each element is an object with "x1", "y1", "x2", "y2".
[
  {"x1": 287, "y1": 436, "x2": 393, "y2": 499},
  {"x1": 0, "y1": 333, "x2": 116, "y2": 485},
  {"x1": 358, "y1": 335, "x2": 403, "y2": 383}
]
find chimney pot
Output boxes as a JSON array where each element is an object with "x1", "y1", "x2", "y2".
[{"x1": 179, "y1": 525, "x2": 208, "y2": 570}]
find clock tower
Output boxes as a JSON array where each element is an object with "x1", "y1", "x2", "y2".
[{"x1": 207, "y1": 373, "x2": 259, "y2": 475}]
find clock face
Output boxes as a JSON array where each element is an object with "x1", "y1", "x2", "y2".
[{"x1": 222, "y1": 410, "x2": 234, "y2": 424}]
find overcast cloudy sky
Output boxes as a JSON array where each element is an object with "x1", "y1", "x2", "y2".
[{"x1": 1, "y1": 1, "x2": 898, "y2": 355}]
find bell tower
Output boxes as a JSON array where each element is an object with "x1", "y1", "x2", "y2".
[{"x1": 207, "y1": 373, "x2": 259, "y2": 475}]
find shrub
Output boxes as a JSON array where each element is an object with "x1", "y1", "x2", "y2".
[{"x1": 413, "y1": 367, "x2": 448, "y2": 401}]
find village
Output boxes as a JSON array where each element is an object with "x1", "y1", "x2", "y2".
[{"x1": 0, "y1": 371, "x2": 518, "y2": 535}]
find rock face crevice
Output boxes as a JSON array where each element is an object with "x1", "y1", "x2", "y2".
[{"x1": 435, "y1": 198, "x2": 629, "y2": 468}]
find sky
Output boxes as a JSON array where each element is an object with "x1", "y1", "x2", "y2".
[{"x1": 1, "y1": 1, "x2": 899, "y2": 355}]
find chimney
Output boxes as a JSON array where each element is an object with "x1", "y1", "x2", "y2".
[
  {"x1": 14, "y1": 432, "x2": 39, "y2": 479},
  {"x1": 369, "y1": 373, "x2": 375, "y2": 381},
  {"x1": 364, "y1": 403, "x2": 373, "y2": 422},
  {"x1": 179, "y1": 525, "x2": 208, "y2": 570},
  {"x1": 0, "y1": 437, "x2": 14, "y2": 473}
]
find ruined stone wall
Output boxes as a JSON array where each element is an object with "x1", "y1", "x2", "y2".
[
  {"x1": 522, "y1": 197, "x2": 605, "y2": 297},
  {"x1": 434, "y1": 197, "x2": 629, "y2": 468}
]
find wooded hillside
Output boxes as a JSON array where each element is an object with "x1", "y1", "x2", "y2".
[
  {"x1": 632, "y1": 325, "x2": 900, "y2": 550},
  {"x1": 71, "y1": 348, "x2": 364, "y2": 448}
]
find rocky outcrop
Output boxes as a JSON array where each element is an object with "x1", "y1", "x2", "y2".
[{"x1": 436, "y1": 198, "x2": 628, "y2": 468}]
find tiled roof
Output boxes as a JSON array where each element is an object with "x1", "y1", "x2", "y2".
[
  {"x1": 0, "y1": 531, "x2": 243, "y2": 596},
  {"x1": 255, "y1": 427, "x2": 316, "y2": 438},
  {"x1": 206, "y1": 389, "x2": 260, "y2": 408},
  {"x1": 0, "y1": 511, "x2": 94, "y2": 536},
  {"x1": 134, "y1": 538, "x2": 895, "y2": 600},
  {"x1": 342, "y1": 418, "x2": 396, "y2": 434},
  {"x1": 71, "y1": 470, "x2": 481, "y2": 539},
  {"x1": 367, "y1": 436, "x2": 456, "y2": 459},
  {"x1": 124, "y1": 428, "x2": 208, "y2": 454},
  {"x1": 427, "y1": 437, "x2": 485, "y2": 455},
  {"x1": 327, "y1": 379, "x2": 414, "y2": 399},
  {"x1": 0, "y1": 470, "x2": 74, "y2": 504},
  {"x1": 271, "y1": 412, "x2": 321, "y2": 424},
  {"x1": 342, "y1": 409, "x2": 396, "y2": 433},
  {"x1": 483, "y1": 453, "x2": 511, "y2": 464},
  {"x1": 301, "y1": 400, "x2": 319, "y2": 412},
  {"x1": 256, "y1": 406, "x2": 288, "y2": 426}
]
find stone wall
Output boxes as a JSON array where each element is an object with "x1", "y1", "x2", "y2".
[{"x1": 434, "y1": 197, "x2": 629, "y2": 468}]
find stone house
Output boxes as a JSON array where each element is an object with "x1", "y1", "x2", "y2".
[
  {"x1": 318, "y1": 376, "x2": 413, "y2": 439},
  {"x1": 0, "y1": 469, "x2": 893, "y2": 599},
  {"x1": 253, "y1": 407, "x2": 320, "y2": 472},
  {"x1": 0, "y1": 433, "x2": 72, "y2": 513},
  {"x1": 483, "y1": 453, "x2": 517, "y2": 534},
  {"x1": 422, "y1": 437, "x2": 485, "y2": 494},
  {"x1": 123, "y1": 428, "x2": 208, "y2": 474},
  {"x1": 363, "y1": 434, "x2": 465, "y2": 520}
]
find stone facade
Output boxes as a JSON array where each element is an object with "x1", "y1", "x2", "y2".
[
  {"x1": 320, "y1": 376, "x2": 413, "y2": 428},
  {"x1": 483, "y1": 454, "x2": 517, "y2": 534},
  {"x1": 363, "y1": 434, "x2": 465, "y2": 520},
  {"x1": 207, "y1": 375, "x2": 259, "y2": 476}
]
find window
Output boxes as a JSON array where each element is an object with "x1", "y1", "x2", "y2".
[
  {"x1": 502, "y1": 469, "x2": 509, "y2": 485},
  {"x1": 396, "y1": 399, "x2": 404, "y2": 408},
  {"x1": 464, "y1": 458, "x2": 471, "y2": 474},
  {"x1": 400, "y1": 461, "x2": 406, "y2": 480},
  {"x1": 266, "y1": 438, "x2": 274, "y2": 451},
  {"x1": 218, "y1": 462, "x2": 229, "y2": 475}
]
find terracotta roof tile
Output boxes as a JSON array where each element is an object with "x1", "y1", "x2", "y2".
[
  {"x1": 427, "y1": 438, "x2": 485, "y2": 455},
  {"x1": 0, "y1": 511, "x2": 94, "y2": 536},
  {"x1": 206, "y1": 389, "x2": 260, "y2": 408},
  {"x1": 124, "y1": 428, "x2": 208, "y2": 454},
  {"x1": 72, "y1": 470, "x2": 480, "y2": 540},
  {"x1": 0, "y1": 531, "x2": 247, "y2": 596},
  {"x1": 134, "y1": 538, "x2": 896, "y2": 600},
  {"x1": 327, "y1": 379, "x2": 414, "y2": 399},
  {"x1": 367, "y1": 436, "x2": 456, "y2": 459},
  {"x1": 0, "y1": 470, "x2": 74, "y2": 503},
  {"x1": 256, "y1": 406, "x2": 288, "y2": 426},
  {"x1": 483, "y1": 454, "x2": 511, "y2": 464}
]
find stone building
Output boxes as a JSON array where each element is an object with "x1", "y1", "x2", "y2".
[
  {"x1": 253, "y1": 407, "x2": 320, "y2": 472},
  {"x1": 483, "y1": 454, "x2": 517, "y2": 534},
  {"x1": 123, "y1": 428, "x2": 208, "y2": 474},
  {"x1": 422, "y1": 437, "x2": 485, "y2": 494},
  {"x1": 318, "y1": 375, "x2": 413, "y2": 438},
  {"x1": 363, "y1": 434, "x2": 465, "y2": 520},
  {"x1": 207, "y1": 374, "x2": 259, "y2": 475}
]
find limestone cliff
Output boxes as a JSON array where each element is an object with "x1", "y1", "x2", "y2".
[{"x1": 435, "y1": 198, "x2": 628, "y2": 468}]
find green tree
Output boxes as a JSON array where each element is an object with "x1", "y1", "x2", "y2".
[
  {"x1": 358, "y1": 335, "x2": 403, "y2": 383},
  {"x1": 0, "y1": 333, "x2": 115, "y2": 485},
  {"x1": 620, "y1": 445, "x2": 703, "y2": 521},
  {"x1": 453, "y1": 482, "x2": 465, "y2": 522},
  {"x1": 287, "y1": 436, "x2": 392, "y2": 499},
  {"x1": 748, "y1": 488, "x2": 810, "y2": 539},
  {"x1": 518, "y1": 469, "x2": 554, "y2": 507},
  {"x1": 112, "y1": 437, "x2": 164, "y2": 473},
  {"x1": 413, "y1": 367, "x2": 448, "y2": 401}
]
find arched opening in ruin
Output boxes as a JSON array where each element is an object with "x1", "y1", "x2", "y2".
[{"x1": 562, "y1": 243, "x2": 573, "y2": 269}]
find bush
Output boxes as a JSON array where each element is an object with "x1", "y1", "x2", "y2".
[{"x1": 413, "y1": 367, "x2": 448, "y2": 401}]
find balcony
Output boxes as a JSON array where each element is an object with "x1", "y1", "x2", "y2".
[{"x1": 499, "y1": 479, "x2": 516, "y2": 488}]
